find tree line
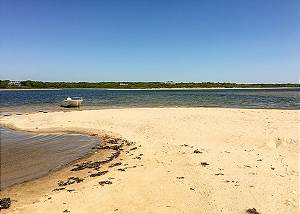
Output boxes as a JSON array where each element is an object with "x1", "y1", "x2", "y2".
[{"x1": 0, "y1": 80, "x2": 299, "y2": 89}]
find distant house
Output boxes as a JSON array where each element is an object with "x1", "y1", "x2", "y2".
[
  {"x1": 119, "y1": 83, "x2": 128, "y2": 86},
  {"x1": 165, "y1": 81, "x2": 176, "y2": 85},
  {"x1": 8, "y1": 81, "x2": 21, "y2": 87}
]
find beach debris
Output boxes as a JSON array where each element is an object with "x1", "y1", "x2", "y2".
[
  {"x1": 0, "y1": 198, "x2": 11, "y2": 210},
  {"x1": 71, "y1": 151, "x2": 121, "y2": 171},
  {"x1": 246, "y1": 208, "x2": 260, "y2": 214},
  {"x1": 70, "y1": 177, "x2": 84, "y2": 183},
  {"x1": 190, "y1": 188, "x2": 195, "y2": 191},
  {"x1": 271, "y1": 167, "x2": 275, "y2": 170},
  {"x1": 90, "y1": 170, "x2": 109, "y2": 177},
  {"x1": 96, "y1": 145, "x2": 123, "y2": 150},
  {"x1": 58, "y1": 177, "x2": 84, "y2": 186},
  {"x1": 99, "y1": 180, "x2": 112, "y2": 186},
  {"x1": 244, "y1": 165, "x2": 252, "y2": 168},
  {"x1": 63, "y1": 209, "x2": 70, "y2": 213},
  {"x1": 71, "y1": 161, "x2": 101, "y2": 171},
  {"x1": 180, "y1": 144, "x2": 190, "y2": 147},
  {"x1": 48, "y1": 197, "x2": 52, "y2": 200},
  {"x1": 53, "y1": 187, "x2": 66, "y2": 191},
  {"x1": 215, "y1": 173, "x2": 224, "y2": 176},
  {"x1": 125, "y1": 141, "x2": 135, "y2": 146},
  {"x1": 105, "y1": 138, "x2": 120, "y2": 144},
  {"x1": 201, "y1": 162, "x2": 209, "y2": 166},
  {"x1": 109, "y1": 162, "x2": 122, "y2": 168},
  {"x1": 176, "y1": 176, "x2": 184, "y2": 179},
  {"x1": 224, "y1": 151, "x2": 230, "y2": 153},
  {"x1": 130, "y1": 147, "x2": 137, "y2": 151},
  {"x1": 257, "y1": 159, "x2": 263, "y2": 161},
  {"x1": 193, "y1": 149, "x2": 203, "y2": 154},
  {"x1": 53, "y1": 137, "x2": 137, "y2": 190},
  {"x1": 67, "y1": 189, "x2": 75, "y2": 192}
]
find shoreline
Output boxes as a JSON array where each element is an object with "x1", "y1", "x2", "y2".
[
  {"x1": 0, "y1": 87, "x2": 299, "y2": 91},
  {"x1": 0, "y1": 107, "x2": 299, "y2": 213},
  {"x1": 1, "y1": 105, "x2": 299, "y2": 121},
  {"x1": 0, "y1": 88, "x2": 62, "y2": 91},
  {"x1": 105, "y1": 87, "x2": 300, "y2": 90}
]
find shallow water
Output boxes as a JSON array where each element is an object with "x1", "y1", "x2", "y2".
[
  {"x1": 0, "y1": 88, "x2": 299, "y2": 114},
  {"x1": 0, "y1": 127, "x2": 100, "y2": 189}
]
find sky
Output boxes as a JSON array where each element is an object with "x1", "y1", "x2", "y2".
[{"x1": 0, "y1": 0, "x2": 299, "y2": 83}]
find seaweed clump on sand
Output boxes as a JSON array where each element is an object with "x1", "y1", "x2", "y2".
[
  {"x1": 53, "y1": 187, "x2": 66, "y2": 191},
  {"x1": 90, "y1": 170, "x2": 109, "y2": 177},
  {"x1": 201, "y1": 162, "x2": 209, "y2": 167},
  {"x1": 58, "y1": 177, "x2": 84, "y2": 186},
  {"x1": 109, "y1": 162, "x2": 122, "y2": 168},
  {"x1": 71, "y1": 151, "x2": 121, "y2": 171},
  {"x1": 0, "y1": 198, "x2": 11, "y2": 210},
  {"x1": 246, "y1": 208, "x2": 260, "y2": 214},
  {"x1": 194, "y1": 149, "x2": 203, "y2": 154},
  {"x1": 99, "y1": 180, "x2": 112, "y2": 186},
  {"x1": 71, "y1": 137, "x2": 135, "y2": 172}
]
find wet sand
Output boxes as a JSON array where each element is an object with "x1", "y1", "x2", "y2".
[{"x1": 0, "y1": 107, "x2": 299, "y2": 213}]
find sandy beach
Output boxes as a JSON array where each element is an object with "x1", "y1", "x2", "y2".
[{"x1": 0, "y1": 107, "x2": 299, "y2": 213}]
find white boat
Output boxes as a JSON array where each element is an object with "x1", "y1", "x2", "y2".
[{"x1": 63, "y1": 97, "x2": 83, "y2": 107}]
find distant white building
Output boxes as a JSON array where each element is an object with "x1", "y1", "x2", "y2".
[
  {"x1": 165, "y1": 81, "x2": 176, "y2": 84},
  {"x1": 8, "y1": 81, "x2": 21, "y2": 86},
  {"x1": 119, "y1": 83, "x2": 128, "y2": 86}
]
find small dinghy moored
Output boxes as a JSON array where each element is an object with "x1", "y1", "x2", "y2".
[{"x1": 61, "y1": 97, "x2": 83, "y2": 107}]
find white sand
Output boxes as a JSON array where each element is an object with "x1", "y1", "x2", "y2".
[{"x1": 0, "y1": 108, "x2": 299, "y2": 213}]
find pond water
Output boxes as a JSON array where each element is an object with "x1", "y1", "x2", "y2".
[{"x1": 0, "y1": 127, "x2": 100, "y2": 189}]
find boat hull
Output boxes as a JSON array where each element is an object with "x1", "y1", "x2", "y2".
[{"x1": 63, "y1": 100, "x2": 82, "y2": 107}]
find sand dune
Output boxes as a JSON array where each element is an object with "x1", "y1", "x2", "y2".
[{"x1": 0, "y1": 108, "x2": 299, "y2": 213}]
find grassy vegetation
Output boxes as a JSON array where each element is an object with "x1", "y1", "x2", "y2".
[{"x1": 0, "y1": 80, "x2": 299, "y2": 89}]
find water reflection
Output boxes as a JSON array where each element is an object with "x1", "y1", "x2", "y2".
[{"x1": 0, "y1": 127, "x2": 100, "y2": 189}]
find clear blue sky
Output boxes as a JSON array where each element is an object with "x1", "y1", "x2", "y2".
[{"x1": 0, "y1": 0, "x2": 299, "y2": 83}]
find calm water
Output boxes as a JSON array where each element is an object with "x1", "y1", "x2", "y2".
[
  {"x1": 0, "y1": 88, "x2": 299, "y2": 114},
  {"x1": 0, "y1": 127, "x2": 100, "y2": 189}
]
